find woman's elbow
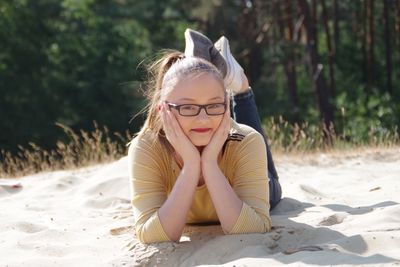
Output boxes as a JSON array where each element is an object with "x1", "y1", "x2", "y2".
[
  {"x1": 168, "y1": 235, "x2": 181, "y2": 243},
  {"x1": 135, "y1": 226, "x2": 178, "y2": 244}
]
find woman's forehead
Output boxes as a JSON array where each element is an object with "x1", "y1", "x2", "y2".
[{"x1": 167, "y1": 73, "x2": 225, "y2": 102}]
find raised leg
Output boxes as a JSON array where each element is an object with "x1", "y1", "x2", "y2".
[{"x1": 232, "y1": 88, "x2": 282, "y2": 210}]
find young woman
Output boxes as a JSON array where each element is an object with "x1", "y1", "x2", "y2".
[{"x1": 128, "y1": 29, "x2": 281, "y2": 244}]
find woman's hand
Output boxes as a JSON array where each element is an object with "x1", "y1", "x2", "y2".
[
  {"x1": 201, "y1": 102, "x2": 231, "y2": 165},
  {"x1": 160, "y1": 102, "x2": 201, "y2": 165}
]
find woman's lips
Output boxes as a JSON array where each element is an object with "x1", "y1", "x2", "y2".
[{"x1": 191, "y1": 128, "x2": 212, "y2": 133}]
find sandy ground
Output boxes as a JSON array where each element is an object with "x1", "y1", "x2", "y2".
[{"x1": 1, "y1": 147, "x2": 400, "y2": 266}]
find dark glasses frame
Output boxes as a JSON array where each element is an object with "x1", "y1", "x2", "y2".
[{"x1": 165, "y1": 101, "x2": 227, "y2": 116}]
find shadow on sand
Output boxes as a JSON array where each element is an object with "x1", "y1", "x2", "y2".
[{"x1": 138, "y1": 197, "x2": 399, "y2": 266}]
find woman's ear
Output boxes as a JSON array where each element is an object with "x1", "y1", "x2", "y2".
[{"x1": 157, "y1": 103, "x2": 162, "y2": 112}]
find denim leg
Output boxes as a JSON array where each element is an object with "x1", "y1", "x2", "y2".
[
  {"x1": 268, "y1": 171, "x2": 282, "y2": 210},
  {"x1": 232, "y1": 88, "x2": 282, "y2": 210}
]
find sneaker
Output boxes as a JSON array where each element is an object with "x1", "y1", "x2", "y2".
[
  {"x1": 184, "y1": 28, "x2": 227, "y2": 78},
  {"x1": 214, "y1": 36, "x2": 244, "y2": 94}
]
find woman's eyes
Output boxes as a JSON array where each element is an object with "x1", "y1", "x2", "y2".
[
  {"x1": 181, "y1": 105, "x2": 197, "y2": 110},
  {"x1": 179, "y1": 103, "x2": 224, "y2": 110},
  {"x1": 208, "y1": 104, "x2": 221, "y2": 109}
]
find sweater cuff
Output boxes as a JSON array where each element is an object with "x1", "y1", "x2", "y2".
[
  {"x1": 225, "y1": 201, "x2": 271, "y2": 235},
  {"x1": 225, "y1": 201, "x2": 247, "y2": 234},
  {"x1": 136, "y1": 211, "x2": 171, "y2": 243}
]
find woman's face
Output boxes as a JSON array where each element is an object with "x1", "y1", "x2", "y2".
[{"x1": 164, "y1": 73, "x2": 226, "y2": 147}]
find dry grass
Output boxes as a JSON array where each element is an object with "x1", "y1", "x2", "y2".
[
  {"x1": 0, "y1": 122, "x2": 132, "y2": 178},
  {"x1": 1, "y1": 118, "x2": 399, "y2": 178},
  {"x1": 264, "y1": 116, "x2": 400, "y2": 154}
]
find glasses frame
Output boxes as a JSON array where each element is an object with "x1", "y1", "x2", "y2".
[{"x1": 165, "y1": 100, "x2": 227, "y2": 117}]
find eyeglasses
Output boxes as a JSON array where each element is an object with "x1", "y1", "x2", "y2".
[{"x1": 165, "y1": 101, "x2": 227, "y2": 116}]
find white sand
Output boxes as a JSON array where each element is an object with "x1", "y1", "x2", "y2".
[{"x1": 1, "y1": 147, "x2": 400, "y2": 266}]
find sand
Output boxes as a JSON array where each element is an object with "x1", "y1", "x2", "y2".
[{"x1": 1, "y1": 147, "x2": 400, "y2": 266}]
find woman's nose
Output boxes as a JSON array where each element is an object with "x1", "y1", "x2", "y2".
[{"x1": 196, "y1": 108, "x2": 209, "y2": 120}]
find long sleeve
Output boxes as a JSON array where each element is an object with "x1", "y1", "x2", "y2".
[
  {"x1": 128, "y1": 135, "x2": 171, "y2": 243},
  {"x1": 226, "y1": 132, "x2": 272, "y2": 234}
]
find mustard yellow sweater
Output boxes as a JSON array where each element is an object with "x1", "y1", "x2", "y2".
[{"x1": 128, "y1": 119, "x2": 271, "y2": 243}]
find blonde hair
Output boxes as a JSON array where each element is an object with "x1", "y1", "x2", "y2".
[{"x1": 138, "y1": 50, "x2": 226, "y2": 151}]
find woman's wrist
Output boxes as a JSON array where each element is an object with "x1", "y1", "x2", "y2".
[
  {"x1": 182, "y1": 159, "x2": 201, "y2": 175},
  {"x1": 201, "y1": 159, "x2": 219, "y2": 173},
  {"x1": 180, "y1": 149, "x2": 201, "y2": 165}
]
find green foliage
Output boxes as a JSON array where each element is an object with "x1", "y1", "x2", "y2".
[
  {"x1": 0, "y1": 0, "x2": 151, "y2": 153},
  {"x1": 0, "y1": 0, "x2": 399, "y2": 163},
  {"x1": 335, "y1": 86, "x2": 398, "y2": 144}
]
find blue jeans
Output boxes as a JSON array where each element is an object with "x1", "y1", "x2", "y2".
[{"x1": 232, "y1": 88, "x2": 282, "y2": 210}]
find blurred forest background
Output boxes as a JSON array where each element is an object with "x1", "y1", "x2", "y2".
[{"x1": 1, "y1": 0, "x2": 399, "y2": 158}]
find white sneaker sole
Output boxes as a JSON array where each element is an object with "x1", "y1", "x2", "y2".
[
  {"x1": 215, "y1": 37, "x2": 243, "y2": 92},
  {"x1": 184, "y1": 29, "x2": 195, "y2": 57}
]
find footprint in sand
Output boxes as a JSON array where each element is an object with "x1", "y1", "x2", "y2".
[
  {"x1": 318, "y1": 213, "x2": 347, "y2": 226},
  {"x1": 109, "y1": 225, "x2": 135, "y2": 236},
  {"x1": 84, "y1": 197, "x2": 130, "y2": 209},
  {"x1": 270, "y1": 198, "x2": 312, "y2": 214},
  {"x1": 263, "y1": 234, "x2": 280, "y2": 250},
  {"x1": 300, "y1": 184, "x2": 327, "y2": 199},
  {"x1": 112, "y1": 210, "x2": 133, "y2": 220},
  {"x1": 54, "y1": 175, "x2": 81, "y2": 190},
  {"x1": 13, "y1": 222, "x2": 47, "y2": 233},
  {"x1": 283, "y1": 245, "x2": 324, "y2": 255},
  {"x1": 0, "y1": 182, "x2": 23, "y2": 196}
]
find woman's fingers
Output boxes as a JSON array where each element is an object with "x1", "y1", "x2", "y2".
[
  {"x1": 218, "y1": 108, "x2": 231, "y2": 138},
  {"x1": 201, "y1": 110, "x2": 230, "y2": 162},
  {"x1": 210, "y1": 110, "x2": 230, "y2": 147},
  {"x1": 225, "y1": 108, "x2": 231, "y2": 134},
  {"x1": 165, "y1": 103, "x2": 185, "y2": 140},
  {"x1": 166, "y1": 108, "x2": 180, "y2": 134},
  {"x1": 161, "y1": 102, "x2": 188, "y2": 146},
  {"x1": 161, "y1": 103, "x2": 176, "y2": 141},
  {"x1": 160, "y1": 102, "x2": 201, "y2": 163}
]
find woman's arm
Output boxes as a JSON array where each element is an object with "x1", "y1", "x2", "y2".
[
  {"x1": 129, "y1": 137, "x2": 169, "y2": 243},
  {"x1": 129, "y1": 136, "x2": 200, "y2": 243},
  {"x1": 226, "y1": 132, "x2": 271, "y2": 233},
  {"x1": 157, "y1": 161, "x2": 200, "y2": 241},
  {"x1": 157, "y1": 102, "x2": 202, "y2": 241},
  {"x1": 202, "y1": 117, "x2": 271, "y2": 233},
  {"x1": 201, "y1": 161, "x2": 243, "y2": 232},
  {"x1": 200, "y1": 108, "x2": 242, "y2": 232}
]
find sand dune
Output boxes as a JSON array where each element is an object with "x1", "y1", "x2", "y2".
[{"x1": 1, "y1": 148, "x2": 399, "y2": 266}]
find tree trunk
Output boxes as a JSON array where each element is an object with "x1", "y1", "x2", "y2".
[
  {"x1": 362, "y1": 0, "x2": 368, "y2": 84},
  {"x1": 333, "y1": 0, "x2": 340, "y2": 52},
  {"x1": 367, "y1": 0, "x2": 375, "y2": 88},
  {"x1": 311, "y1": 0, "x2": 318, "y2": 49},
  {"x1": 284, "y1": 0, "x2": 300, "y2": 123},
  {"x1": 238, "y1": 0, "x2": 264, "y2": 85},
  {"x1": 383, "y1": 0, "x2": 393, "y2": 94},
  {"x1": 396, "y1": 0, "x2": 400, "y2": 82},
  {"x1": 295, "y1": 4, "x2": 304, "y2": 42},
  {"x1": 297, "y1": 0, "x2": 335, "y2": 139},
  {"x1": 275, "y1": 0, "x2": 300, "y2": 122},
  {"x1": 321, "y1": 0, "x2": 336, "y2": 97}
]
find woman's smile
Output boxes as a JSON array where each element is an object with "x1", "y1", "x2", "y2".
[{"x1": 191, "y1": 128, "x2": 212, "y2": 133}]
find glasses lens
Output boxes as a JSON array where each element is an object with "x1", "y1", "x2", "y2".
[
  {"x1": 206, "y1": 103, "x2": 226, "y2": 115},
  {"x1": 179, "y1": 105, "x2": 200, "y2": 116}
]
